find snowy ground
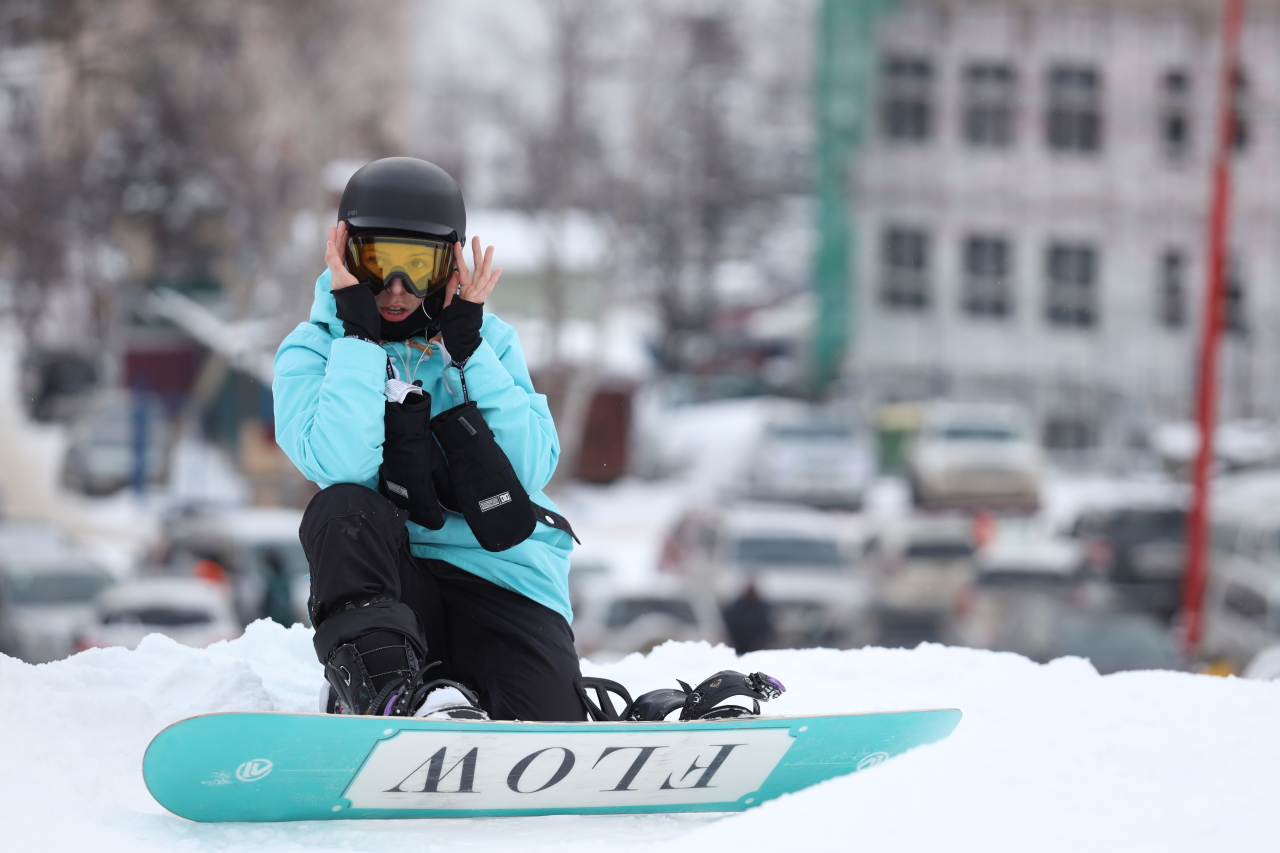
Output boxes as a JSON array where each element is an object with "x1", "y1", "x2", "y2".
[{"x1": 6, "y1": 621, "x2": 1278, "y2": 853}]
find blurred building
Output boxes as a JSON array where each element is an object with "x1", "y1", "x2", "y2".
[{"x1": 851, "y1": 0, "x2": 1280, "y2": 466}]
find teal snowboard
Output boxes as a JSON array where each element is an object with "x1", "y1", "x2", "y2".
[{"x1": 143, "y1": 709, "x2": 961, "y2": 822}]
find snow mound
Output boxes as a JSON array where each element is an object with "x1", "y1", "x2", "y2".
[{"x1": 5, "y1": 622, "x2": 1278, "y2": 852}]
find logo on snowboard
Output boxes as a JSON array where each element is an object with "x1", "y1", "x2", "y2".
[
  {"x1": 236, "y1": 758, "x2": 274, "y2": 782},
  {"x1": 856, "y1": 752, "x2": 889, "y2": 771}
]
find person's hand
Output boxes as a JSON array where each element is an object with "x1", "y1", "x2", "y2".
[
  {"x1": 325, "y1": 221, "x2": 361, "y2": 291},
  {"x1": 444, "y1": 236, "x2": 503, "y2": 308}
]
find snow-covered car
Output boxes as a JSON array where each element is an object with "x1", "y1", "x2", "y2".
[
  {"x1": 659, "y1": 503, "x2": 873, "y2": 649},
  {"x1": 0, "y1": 554, "x2": 116, "y2": 662},
  {"x1": 906, "y1": 402, "x2": 1042, "y2": 510},
  {"x1": 865, "y1": 514, "x2": 979, "y2": 645},
  {"x1": 744, "y1": 420, "x2": 875, "y2": 509},
  {"x1": 74, "y1": 577, "x2": 241, "y2": 652},
  {"x1": 572, "y1": 577, "x2": 725, "y2": 662},
  {"x1": 156, "y1": 506, "x2": 309, "y2": 627}
]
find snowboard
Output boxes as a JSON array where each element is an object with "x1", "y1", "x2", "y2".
[{"x1": 143, "y1": 708, "x2": 961, "y2": 822}]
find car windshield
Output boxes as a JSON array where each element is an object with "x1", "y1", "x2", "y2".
[
  {"x1": 906, "y1": 540, "x2": 974, "y2": 560},
  {"x1": 977, "y1": 571, "x2": 1075, "y2": 588},
  {"x1": 1107, "y1": 510, "x2": 1184, "y2": 541},
  {"x1": 2, "y1": 566, "x2": 113, "y2": 605},
  {"x1": 605, "y1": 598, "x2": 697, "y2": 629},
  {"x1": 103, "y1": 606, "x2": 213, "y2": 627},
  {"x1": 736, "y1": 536, "x2": 843, "y2": 569},
  {"x1": 941, "y1": 425, "x2": 1018, "y2": 441}
]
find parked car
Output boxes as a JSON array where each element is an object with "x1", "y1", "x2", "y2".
[
  {"x1": 1243, "y1": 644, "x2": 1280, "y2": 680},
  {"x1": 906, "y1": 401, "x2": 1042, "y2": 510},
  {"x1": 74, "y1": 577, "x2": 241, "y2": 652},
  {"x1": 953, "y1": 534, "x2": 1088, "y2": 652},
  {"x1": 954, "y1": 556, "x2": 1182, "y2": 673},
  {"x1": 744, "y1": 419, "x2": 875, "y2": 509},
  {"x1": 0, "y1": 554, "x2": 116, "y2": 662},
  {"x1": 156, "y1": 506, "x2": 309, "y2": 627},
  {"x1": 865, "y1": 514, "x2": 979, "y2": 646},
  {"x1": 1199, "y1": 498, "x2": 1280, "y2": 671},
  {"x1": 659, "y1": 503, "x2": 873, "y2": 649},
  {"x1": 1071, "y1": 503, "x2": 1186, "y2": 623},
  {"x1": 572, "y1": 576, "x2": 725, "y2": 661}
]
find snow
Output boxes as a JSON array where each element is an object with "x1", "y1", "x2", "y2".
[{"x1": 5, "y1": 621, "x2": 1278, "y2": 852}]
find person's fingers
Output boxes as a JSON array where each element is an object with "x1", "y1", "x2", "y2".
[
  {"x1": 478, "y1": 244, "x2": 495, "y2": 280},
  {"x1": 471, "y1": 236, "x2": 483, "y2": 277},
  {"x1": 325, "y1": 227, "x2": 340, "y2": 270},
  {"x1": 441, "y1": 269, "x2": 460, "y2": 310},
  {"x1": 476, "y1": 267, "x2": 502, "y2": 301},
  {"x1": 453, "y1": 242, "x2": 471, "y2": 285}
]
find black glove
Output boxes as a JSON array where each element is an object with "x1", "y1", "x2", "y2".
[
  {"x1": 333, "y1": 285, "x2": 380, "y2": 342},
  {"x1": 379, "y1": 392, "x2": 454, "y2": 530},
  {"x1": 430, "y1": 401, "x2": 535, "y2": 551},
  {"x1": 429, "y1": 401, "x2": 578, "y2": 551},
  {"x1": 439, "y1": 298, "x2": 483, "y2": 363}
]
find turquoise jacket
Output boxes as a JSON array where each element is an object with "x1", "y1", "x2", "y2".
[{"x1": 272, "y1": 270, "x2": 573, "y2": 623}]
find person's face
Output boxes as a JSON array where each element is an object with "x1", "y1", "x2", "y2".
[{"x1": 374, "y1": 275, "x2": 425, "y2": 322}]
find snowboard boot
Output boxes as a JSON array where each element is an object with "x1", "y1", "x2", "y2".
[
  {"x1": 626, "y1": 670, "x2": 785, "y2": 721},
  {"x1": 324, "y1": 630, "x2": 425, "y2": 716},
  {"x1": 410, "y1": 679, "x2": 489, "y2": 720}
]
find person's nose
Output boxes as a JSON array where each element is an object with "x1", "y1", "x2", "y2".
[{"x1": 386, "y1": 276, "x2": 409, "y2": 296}]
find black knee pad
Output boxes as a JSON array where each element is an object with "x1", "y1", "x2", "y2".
[{"x1": 302, "y1": 483, "x2": 399, "y2": 530}]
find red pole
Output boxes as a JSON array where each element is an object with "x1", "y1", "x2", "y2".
[{"x1": 1181, "y1": 0, "x2": 1245, "y2": 657}]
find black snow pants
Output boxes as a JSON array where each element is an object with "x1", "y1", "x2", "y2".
[{"x1": 299, "y1": 483, "x2": 586, "y2": 722}]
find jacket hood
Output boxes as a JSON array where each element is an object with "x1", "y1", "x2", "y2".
[{"x1": 309, "y1": 269, "x2": 342, "y2": 335}]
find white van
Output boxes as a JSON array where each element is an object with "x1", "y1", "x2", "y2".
[{"x1": 1201, "y1": 499, "x2": 1280, "y2": 670}]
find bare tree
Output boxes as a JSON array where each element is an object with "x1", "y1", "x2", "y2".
[{"x1": 0, "y1": 0, "x2": 412, "y2": 355}]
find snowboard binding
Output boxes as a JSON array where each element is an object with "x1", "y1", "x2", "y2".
[
  {"x1": 410, "y1": 679, "x2": 489, "y2": 720},
  {"x1": 575, "y1": 670, "x2": 785, "y2": 722},
  {"x1": 324, "y1": 632, "x2": 489, "y2": 718}
]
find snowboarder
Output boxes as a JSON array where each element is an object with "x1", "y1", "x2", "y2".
[{"x1": 273, "y1": 157, "x2": 584, "y2": 721}]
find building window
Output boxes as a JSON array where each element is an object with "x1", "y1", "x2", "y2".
[
  {"x1": 962, "y1": 235, "x2": 1011, "y2": 317},
  {"x1": 1160, "y1": 70, "x2": 1191, "y2": 161},
  {"x1": 881, "y1": 56, "x2": 933, "y2": 143},
  {"x1": 1226, "y1": 259, "x2": 1246, "y2": 335},
  {"x1": 963, "y1": 63, "x2": 1016, "y2": 147},
  {"x1": 1233, "y1": 69, "x2": 1250, "y2": 153},
  {"x1": 881, "y1": 227, "x2": 930, "y2": 309},
  {"x1": 1045, "y1": 243, "x2": 1097, "y2": 328},
  {"x1": 1047, "y1": 65, "x2": 1101, "y2": 153},
  {"x1": 1158, "y1": 250, "x2": 1186, "y2": 328}
]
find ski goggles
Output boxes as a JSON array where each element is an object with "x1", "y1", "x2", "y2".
[{"x1": 344, "y1": 234, "x2": 455, "y2": 297}]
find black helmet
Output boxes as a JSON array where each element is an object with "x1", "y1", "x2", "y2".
[{"x1": 338, "y1": 157, "x2": 466, "y2": 241}]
